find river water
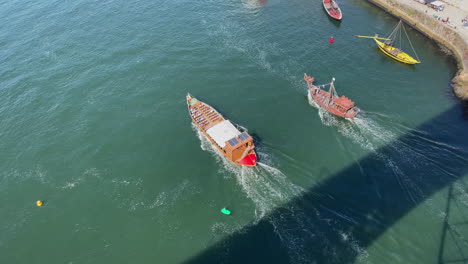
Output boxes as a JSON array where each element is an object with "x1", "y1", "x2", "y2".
[{"x1": 1, "y1": 0, "x2": 468, "y2": 263}]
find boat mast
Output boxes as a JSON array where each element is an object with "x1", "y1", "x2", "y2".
[
  {"x1": 387, "y1": 20, "x2": 420, "y2": 61},
  {"x1": 402, "y1": 22, "x2": 421, "y2": 61},
  {"x1": 386, "y1": 20, "x2": 402, "y2": 45},
  {"x1": 328, "y1": 78, "x2": 337, "y2": 105},
  {"x1": 354, "y1": 35, "x2": 391, "y2": 40}
]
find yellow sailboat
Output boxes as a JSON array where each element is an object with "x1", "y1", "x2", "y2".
[{"x1": 355, "y1": 20, "x2": 421, "y2": 65}]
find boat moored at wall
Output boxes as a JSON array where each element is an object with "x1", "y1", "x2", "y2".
[
  {"x1": 373, "y1": 38, "x2": 420, "y2": 65},
  {"x1": 355, "y1": 20, "x2": 421, "y2": 65}
]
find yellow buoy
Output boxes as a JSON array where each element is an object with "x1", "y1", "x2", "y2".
[{"x1": 36, "y1": 200, "x2": 43, "y2": 207}]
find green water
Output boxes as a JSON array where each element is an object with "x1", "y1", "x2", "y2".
[{"x1": 1, "y1": 0, "x2": 468, "y2": 263}]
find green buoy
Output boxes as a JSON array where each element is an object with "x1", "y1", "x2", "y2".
[{"x1": 221, "y1": 208, "x2": 231, "y2": 215}]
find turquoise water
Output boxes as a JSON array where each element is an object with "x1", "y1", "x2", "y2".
[{"x1": 1, "y1": 0, "x2": 468, "y2": 263}]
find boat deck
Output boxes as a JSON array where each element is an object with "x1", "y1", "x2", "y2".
[{"x1": 189, "y1": 102, "x2": 224, "y2": 131}]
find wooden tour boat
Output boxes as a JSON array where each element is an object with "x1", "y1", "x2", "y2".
[
  {"x1": 304, "y1": 74, "x2": 360, "y2": 119},
  {"x1": 187, "y1": 94, "x2": 257, "y2": 167},
  {"x1": 322, "y1": 0, "x2": 342, "y2": 21},
  {"x1": 355, "y1": 20, "x2": 421, "y2": 65}
]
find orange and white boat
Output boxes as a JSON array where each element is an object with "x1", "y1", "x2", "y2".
[
  {"x1": 304, "y1": 74, "x2": 360, "y2": 119},
  {"x1": 187, "y1": 94, "x2": 257, "y2": 167}
]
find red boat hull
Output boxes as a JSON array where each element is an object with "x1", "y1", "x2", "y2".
[
  {"x1": 238, "y1": 153, "x2": 257, "y2": 166},
  {"x1": 322, "y1": 0, "x2": 342, "y2": 20}
]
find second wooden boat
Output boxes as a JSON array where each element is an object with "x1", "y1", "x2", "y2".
[
  {"x1": 304, "y1": 74, "x2": 360, "y2": 119},
  {"x1": 187, "y1": 94, "x2": 257, "y2": 167},
  {"x1": 322, "y1": 0, "x2": 342, "y2": 20}
]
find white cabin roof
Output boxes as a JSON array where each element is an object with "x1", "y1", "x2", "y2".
[{"x1": 206, "y1": 120, "x2": 240, "y2": 147}]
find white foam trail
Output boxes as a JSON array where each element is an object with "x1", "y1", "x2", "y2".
[
  {"x1": 241, "y1": 0, "x2": 265, "y2": 10},
  {"x1": 237, "y1": 163, "x2": 304, "y2": 218},
  {"x1": 308, "y1": 92, "x2": 396, "y2": 152},
  {"x1": 310, "y1": 89, "x2": 468, "y2": 231},
  {"x1": 147, "y1": 179, "x2": 197, "y2": 210},
  {"x1": 60, "y1": 170, "x2": 93, "y2": 189},
  {"x1": 308, "y1": 91, "x2": 427, "y2": 207},
  {"x1": 61, "y1": 181, "x2": 81, "y2": 189},
  {"x1": 58, "y1": 167, "x2": 198, "y2": 213},
  {"x1": 195, "y1": 118, "x2": 371, "y2": 262},
  {"x1": 84, "y1": 167, "x2": 101, "y2": 179},
  {"x1": 192, "y1": 123, "x2": 303, "y2": 216},
  {"x1": 193, "y1": 123, "x2": 322, "y2": 262},
  {"x1": 124, "y1": 178, "x2": 200, "y2": 213}
]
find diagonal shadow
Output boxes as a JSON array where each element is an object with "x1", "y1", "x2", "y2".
[
  {"x1": 438, "y1": 178, "x2": 468, "y2": 263},
  {"x1": 183, "y1": 104, "x2": 468, "y2": 264}
]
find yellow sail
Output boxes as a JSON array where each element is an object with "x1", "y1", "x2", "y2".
[{"x1": 374, "y1": 39, "x2": 420, "y2": 65}]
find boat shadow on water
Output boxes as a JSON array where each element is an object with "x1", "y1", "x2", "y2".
[
  {"x1": 183, "y1": 103, "x2": 468, "y2": 264},
  {"x1": 326, "y1": 15, "x2": 342, "y2": 28}
]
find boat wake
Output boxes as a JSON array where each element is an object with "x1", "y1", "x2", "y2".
[
  {"x1": 309, "y1": 93, "x2": 431, "y2": 204},
  {"x1": 241, "y1": 0, "x2": 266, "y2": 10},
  {"x1": 193, "y1": 123, "x2": 303, "y2": 217},
  {"x1": 309, "y1": 92, "x2": 468, "y2": 223},
  {"x1": 238, "y1": 163, "x2": 304, "y2": 218},
  {"x1": 193, "y1": 123, "x2": 370, "y2": 262},
  {"x1": 308, "y1": 92, "x2": 396, "y2": 151}
]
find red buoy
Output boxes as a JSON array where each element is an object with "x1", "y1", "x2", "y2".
[{"x1": 329, "y1": 36, "x2": 334, "y2": 44}]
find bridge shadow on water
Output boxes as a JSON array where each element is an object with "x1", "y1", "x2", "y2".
[
  {"x1": 438, "y1": 179, "x2": 468, "y2": 264},
  {"x1": 183, "y1": 104, "x2": 468, "y2": 264}
]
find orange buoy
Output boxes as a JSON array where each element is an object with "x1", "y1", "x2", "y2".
[
  {"x1": 36, "y1": 200, "x2": 43, "y2": 207},
  {"x1": 329, "y1": 36, "x2": 334, "y2": 44}
]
